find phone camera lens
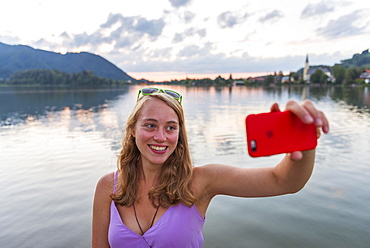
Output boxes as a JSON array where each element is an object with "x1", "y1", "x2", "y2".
[{"x1": 251, "y1": 140, "x2": 257, "y2": 152}]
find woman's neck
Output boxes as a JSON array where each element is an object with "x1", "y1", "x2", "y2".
[{"x1": 137, "y1": 159, "x2": 162, "y2": 186}]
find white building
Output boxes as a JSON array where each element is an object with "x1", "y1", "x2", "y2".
[{"x1": 303, "y1": 55, "x2": 333, "y2": 82}]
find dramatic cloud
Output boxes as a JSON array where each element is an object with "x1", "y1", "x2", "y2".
[
  {"x1": 301, "y1": 1, "x2": 335, "y2": 18},
  {"x1": 4, "y1": 0, "x2": 367, "y2": 80},
  {"x1": 316, "y1": 10, "x2": 366, "y2": 39},
  {"x1": 259, "y1": 10, "x2": 283, "y2": 23},
  {"x1": 169, "y1": 0, "x2": 191, "y2": 8}
]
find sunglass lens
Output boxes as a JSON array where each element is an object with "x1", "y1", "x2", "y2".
[
  {"x1": 164, "y1": 90, "x2": 180, "y2": 99},
  {"x1": 142, "y1": 88, "x2": 158, "y2": 94}
]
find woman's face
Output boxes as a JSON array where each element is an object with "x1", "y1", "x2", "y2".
[{"x1": 133, "y1": 97, "x2": 180, "y2": 167}]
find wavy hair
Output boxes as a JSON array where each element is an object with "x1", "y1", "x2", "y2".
[{"x1": 112, "y1": 93, "x2": 196, "y2": 207}]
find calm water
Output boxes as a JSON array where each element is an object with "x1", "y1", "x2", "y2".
[{"x1": 0, "y1": 85, "x2": 369, "y2": 248}]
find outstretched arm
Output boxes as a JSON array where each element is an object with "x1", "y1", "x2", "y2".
[{"x1": 198, "y1": 100, "x2": 329, "y2": 199}]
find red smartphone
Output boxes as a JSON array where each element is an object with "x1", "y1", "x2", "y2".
[{"x1": 245, "y1": 110, "x2": 317, "y2": 157}]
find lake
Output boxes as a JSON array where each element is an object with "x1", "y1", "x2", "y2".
[{"x1": 0, "y1": 84, "x2": 369, "y2": 248}]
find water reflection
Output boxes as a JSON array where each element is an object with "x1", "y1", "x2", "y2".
[
  {"x1": 1, "y1": 84, "x2": 370, "y2": 248},
  {"x1": 0, "y1": 86, "x2": 131, "y2": 125},
  {"x1": 1, "y1": 85, "x2": 369, "y2": 155}
]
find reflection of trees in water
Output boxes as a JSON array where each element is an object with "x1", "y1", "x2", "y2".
[
  {"x1": 0, "y1": 86, "x2": 131, "y2": 151},
  {"x1": 0, "y1": 86, "x2": 130, "y2": 124},
  {"x1": 326, "y1": 86, "x2": 370, "y2": 112}
]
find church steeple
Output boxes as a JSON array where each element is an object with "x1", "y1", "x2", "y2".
[{"x1": 303, "y1": 54, "x2": 309, "y2": 81}]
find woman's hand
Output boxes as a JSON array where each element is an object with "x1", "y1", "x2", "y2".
[{"x1": 270, "y1": 100, "x2": 329, "y2": 160}]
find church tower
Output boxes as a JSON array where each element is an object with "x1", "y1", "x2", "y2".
[{"x1": 303, "y1": 54, "x2": 309, "y2": 81}]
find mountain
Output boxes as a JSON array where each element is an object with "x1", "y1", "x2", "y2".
[
  {"x1": 0, "y1": 42, "x2": 135, "y2": 81},
  {"x1": 339, "y1": 49, "x2": 370, "y2": 69}
]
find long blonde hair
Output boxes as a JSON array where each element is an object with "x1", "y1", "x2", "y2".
[{"x1": 112, "y1": 93, "x2": 196, "y2": 207}]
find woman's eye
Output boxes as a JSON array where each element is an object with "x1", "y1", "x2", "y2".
[
  {"x1": 167, "y1": 126, "x2": 176, "y2": 131},
  {"x1": 146, "y1": 124, "x2": 155, "y2": 128}
]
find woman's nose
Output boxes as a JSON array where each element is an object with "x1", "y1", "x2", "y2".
[{"x1": 153, "y1": 129, "x2": 166, "y2": 142}]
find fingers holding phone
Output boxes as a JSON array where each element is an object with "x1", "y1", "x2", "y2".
[{"x1": 284, "y1": 100, "x2": 329, "y2": 133}]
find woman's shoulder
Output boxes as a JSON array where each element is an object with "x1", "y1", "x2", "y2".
[
  {"x1": 95, "y1": 171, "x2": 115, "y2": 195},
  {"x1": 191, "y1": 165, "x2": 216, "y2": 193}
]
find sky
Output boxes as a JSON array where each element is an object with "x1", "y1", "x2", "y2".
[{"x1": 1, "y1": 0, "x2": 369, "y2": 81}]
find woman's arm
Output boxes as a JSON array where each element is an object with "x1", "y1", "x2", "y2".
[
  {"x1": 92, "y1": 172, "x2": 114, "y2": 248},
  {"x1": 200, "y1": 100, "x2": 329, "y2": 199}
]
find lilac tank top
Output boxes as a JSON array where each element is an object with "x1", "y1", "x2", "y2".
[{"x1": 108, "y1": 172, "x2": 205, "y2": 248}]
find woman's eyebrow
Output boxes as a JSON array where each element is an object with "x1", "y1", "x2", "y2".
[
  {"x1": 142, "y1": 118, "x2": 178, "y2": 124},
  {"x1": 142, "y1": 118, "x2": 158, "y2": 122}
]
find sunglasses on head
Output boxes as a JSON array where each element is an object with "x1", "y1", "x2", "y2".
[{"x1": 137, "y1": 88, "x2": 182, "y2": 104}]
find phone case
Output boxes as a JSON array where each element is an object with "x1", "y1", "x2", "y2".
[{"x1": 245, "y1": 111, "x2": 317, "y2": 157}]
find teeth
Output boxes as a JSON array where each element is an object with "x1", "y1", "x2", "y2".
[{"x1": 150, "y1": 145, "x2": 167, "y2": 151}]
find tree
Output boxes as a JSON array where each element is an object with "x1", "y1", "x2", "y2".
[
  {"x1": 289, "y1": 72, "x2": 300, "y2": 82},
  {"x1": 8, "y1": 69, "x2": 116, "y2": 86},
  {"x1": 332, "y1": 64, "x2": 346, "y2": 84},
  {"x1": 215, "y1": 75, "x2": 227, "y2": 85},
  {"x1": 310, "y1": 69, "x2": 328, "y2": 84},
  {"x1": 263, "y1": 75, "x2": 275, "y2": 85},
  {"x1": 345, "y1": 68, "x2": 361, "y2": 85}
]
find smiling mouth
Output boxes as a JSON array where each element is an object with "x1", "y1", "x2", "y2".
[{"x1": 149, "y1": 145, "x2": 168, "y2": 152}]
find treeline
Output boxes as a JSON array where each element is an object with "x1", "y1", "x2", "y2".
[
  {"x1": 304, "y1": 64, "x2": 368, "y2": 85},
  {"x1": 5, "y1": 69, "x2": 131, "y2": 86},
  {"x1": 163, "y1": 75, "x2": 234, "y2": 86}
]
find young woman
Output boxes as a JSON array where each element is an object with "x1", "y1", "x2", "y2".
[{"x1": 92, "y1": 88, "x2": 329, "y2": 248}]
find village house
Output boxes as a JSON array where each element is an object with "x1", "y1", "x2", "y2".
[
  {"x1": 233, "y1": 80, "x2": 245, "y2": 86},
  {"x1": 359, "y1": 69, "x2": 370, "y2": 84}
]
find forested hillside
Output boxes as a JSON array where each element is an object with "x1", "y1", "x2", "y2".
[
  {"x1": 0, "y1": 42, "x2": 135, "y2": 81},
  {"x1": 340, "y1": 49, "x2": 370, "y2": 69},
  {"x1": 8, "y1": 69, "x2": 123, "y2": 86}
]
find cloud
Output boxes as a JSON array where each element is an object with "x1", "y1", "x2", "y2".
[
  {"x1": 150, "y1": 47, "x2": 173, "y2": 58},
  {"x1": 172, "y1": 28, "x2": 206, "y2": 43},
  {"x1": 217, "y1": 11, "x2": 239, "y2": 28},
  {"x1": 0, "y1": 35, "x2": 20, "y2": 45},
  {"x1": 217, "y1": 9, "x2": 251, "y2": 29},
  {"x1": 101, "y1": 13, "x2": 165, "y2": 38},
  {"x1": 182, "y1": 11, "x2": 196, "y2": 23},
  {"x1": 259, "y1": 10, "x2": 284, "y2": 23},
  {"x1": 316, "y1": 10, "x2": 367, "y2": 39},
  {"x1": 178, "y1": 43, "x2": 213, "y2": 58},
  {"x1": 60, "y1": 32, "x2": 70, "y2": 39},
  {"x1": 136, "y1": 17, "x2": 165, "y2": 36},
  {"x1": 56, "y1": 13, "x2": 166, "y2": 51},
  {"x1": 169, "y1": 0, "x2": 191, "y2": 8},
  {"x1": 301, "y1": 1, "x2": 335, "y2": 18}
]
